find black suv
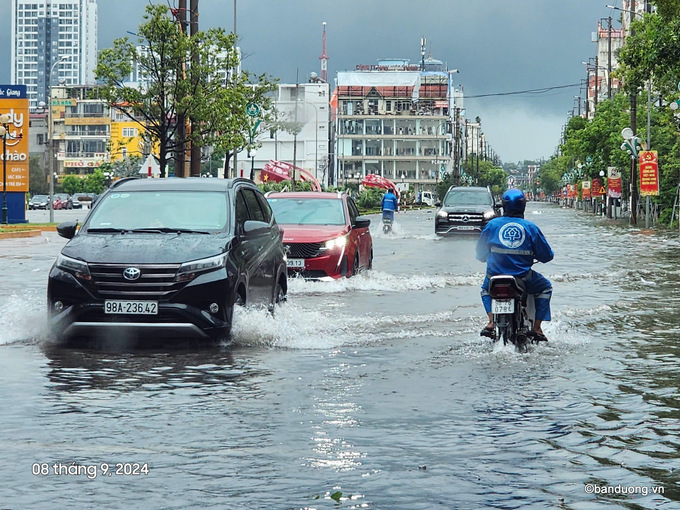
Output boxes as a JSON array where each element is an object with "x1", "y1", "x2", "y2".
[
  {"x1": 435, "y1": 186, "x2": 500, "y2": 235},
  {"x1": 48, "y1": 177, "x2": 288, "y2": 344}
]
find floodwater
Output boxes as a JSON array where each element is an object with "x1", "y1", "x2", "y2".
[{"x1": 1, "y1": 203, "x2": 679, "y2": 509}]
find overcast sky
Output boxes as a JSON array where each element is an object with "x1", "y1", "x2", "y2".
[{"x1": 0, "y1": 0, "x2": 626, "y2": 164}]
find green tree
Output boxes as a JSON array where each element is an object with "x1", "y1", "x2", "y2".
[
  {"x1": 61, "y1": 174, "x2": 84, "y2": 196},
  {"x1": 29, "y1": 155, "x2": 48, "y2": 195},
  {"x1": 111, "y1": 155, "x2": 143, "y2": 178},
  {"x1": 95, "y1": 5, "x2": 277, "y2": 177},
  {"x1": 83, "y1": 169, "x2": 106, "y2": 194}
]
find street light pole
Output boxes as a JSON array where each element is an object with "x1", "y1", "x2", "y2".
[{"x1": 47, "y1": 55, "x2": 70, "y2": 223}]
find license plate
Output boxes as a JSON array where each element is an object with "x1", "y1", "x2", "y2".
[
  {"x1": 287, "y1": 258, "x2": 305, "y2": 269},
  {"x1": 492, "y1": 299, "x2": 514, "y2": 314},
  {"x1": 104, "y1": 300, "x2": 158, "y2": 315},
  {"x1": 457, "y1": 225, "x2": 476, "y2": 231}
]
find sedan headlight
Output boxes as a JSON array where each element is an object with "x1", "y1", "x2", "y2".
[
  {"x1": 321, "y1": 235, "x2": 348, "y2": 250},
  {"x1": 483, "y1": 210, "x2": 496, "y2": 220},
  {"x1": 56, "y1": 253, "x2": 92, "y2": 281},
  {"x1": 437, "y1": 209, "x2": 448, "y2": 218},
  {"x1": 176, "y1": 253, "x2": 228, "y2": 281}
]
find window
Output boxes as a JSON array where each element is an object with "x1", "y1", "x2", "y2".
[
  {"x1": 122, "y1": 127, "x2": 138, "y2": 137},
  {"x1": 242, "y1": 188, "x2": 266, "y2": 222}
]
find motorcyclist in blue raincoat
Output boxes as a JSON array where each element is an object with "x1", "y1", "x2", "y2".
[
  {"x1": 476, "y1": 188, "x2": 554, "y2": 341},
  {"x1": 381, "y1": 189, "x2": 399, "y2": 223}
]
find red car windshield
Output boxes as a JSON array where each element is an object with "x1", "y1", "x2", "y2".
[{"x1": 268, "y1": 198, "x2": 346, "y2": 226}]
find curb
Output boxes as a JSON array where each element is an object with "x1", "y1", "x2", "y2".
[{"x1": 0, "y1": 229, "x2": 43, "y2": 239}]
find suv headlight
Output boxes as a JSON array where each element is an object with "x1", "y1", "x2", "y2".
[
  {"x1": 437, "y1": 209, "x2": 448, "y2": 218},
  {"x1": 56, "y1": 253, "x2": 92, "y2": 281},
  {"x1": 176, "y1": 253, "x2": 227, "y2": 281},
  {"x1": 321, "y1": 235, "x2": 348, "y2": 250},
  {"x1": 483, "y1": 210, "x2": 496, "y2": 220}
]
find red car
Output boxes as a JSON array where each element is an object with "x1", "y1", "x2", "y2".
[{"x1": 266, "y1": 191, "x2": 373, "y2": 280}]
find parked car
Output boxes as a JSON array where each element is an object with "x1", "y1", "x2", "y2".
[
  {"x1": 28, "y1": 194, "x2": 51, "y2": 210},
  {"x1": 52, "y1": 193, "x2": 73, "y2": 210},
  {"x1": 48, "y1": 177, "x2": 288, "y2": 344},
  {"x1": 266, "y1": 191, "x2": 372, "y2": 280},
  {"x1": 73, "y1": 193, "x2": 96, "y2": 209},
  {"x1": 435, "y1": 186, "x2": 500, "y2": 235}
]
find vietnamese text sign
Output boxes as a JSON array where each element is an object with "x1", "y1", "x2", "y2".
[
  {"x1": 0, "y1": 85, "x2": 29, "y2": 193},
  {"x1": 582, "y1": 180, "x2": 591, "y2": 199},
  {"x1": 607, "y1": 167, "x2": 622, "y2": 198},
  {"x1": 639, "y1": 150, "x2": 659, "y2": 196}
]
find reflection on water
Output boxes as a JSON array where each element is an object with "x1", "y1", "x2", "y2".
[{"x1": 2, "y1": 204, "x2": 680, "y2": 508}]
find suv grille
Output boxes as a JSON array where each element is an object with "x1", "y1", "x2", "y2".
[
  {"x1": 285, "y1": 243, "x2": 323, "y2": 259},
  {"x1": 88, "y1": 263, "x2": 184, "y2": 300},
  {"x1": 448, "y1": 213, "x2": 484, "y2": 223}
]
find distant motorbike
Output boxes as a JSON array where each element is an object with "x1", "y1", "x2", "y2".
[
  {"x1": 382, "y1": 209, "x2": 395, "y2": 234},
  {"x1": 488, "y1": 274, "x2": 544, "y2": 352}
]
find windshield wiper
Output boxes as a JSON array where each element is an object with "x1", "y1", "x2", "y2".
[
  {"x1": 129, "y1": 227, "x2": 213, "y2": 235},
  {"x1": 86, "y1": 227, "x2": 129, "y2": 233}
]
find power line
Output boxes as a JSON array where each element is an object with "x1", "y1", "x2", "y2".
[{"x1": 465, "y1": 83, "x2": 582, "y2": 99}]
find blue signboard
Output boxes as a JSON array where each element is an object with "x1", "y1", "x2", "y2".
[{"x1": 0, "y1": 85, "x2": 27, "y2": 99}]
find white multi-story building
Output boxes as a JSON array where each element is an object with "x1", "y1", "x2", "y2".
[
  {"x1": 11, "y1": 0, "x2": 98, "y2": 110},
  {"x1": 244, "y1": 81, "x2": 331, "y2": 186}
]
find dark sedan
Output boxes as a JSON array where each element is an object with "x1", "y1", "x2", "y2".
[
  {"x1": 28, "y1": 195, "x2": 51, "y2": 210},
  {"x1": 48, "y1": 177, "x2": 288, "y2": 345}
]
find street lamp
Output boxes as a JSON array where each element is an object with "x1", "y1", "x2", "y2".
[
  {"x1": 48, "y1": 55, "x2": 71, "y2": 223},
  {"x1": 249, "y1": 148, "x2": 257, "y2": 181}
]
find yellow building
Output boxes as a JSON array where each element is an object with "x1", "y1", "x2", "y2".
[{"x1": 110, "y1": 109, "x2": 147, "y2": 162}]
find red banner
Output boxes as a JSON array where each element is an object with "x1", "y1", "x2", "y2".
[
  {"x1": 592, "y1": 178, "x2": 603, "y2": 197},
  {"x1": 639, "y1": 150, "x2": 659, "y2": 196},
  {"x1": 582, "y1": 180, "x2": 591, "y2": 199},
  {"x1": 607, "y1": 167, "x2": 622, "y2": 198}
]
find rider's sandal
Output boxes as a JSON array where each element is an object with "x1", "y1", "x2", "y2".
[
  {"x1": 528, "y1": 331, "x2": 548, "y2": 342},
  {"x1": 480, "y1": 326, "x2": 495, "y2": 339}
]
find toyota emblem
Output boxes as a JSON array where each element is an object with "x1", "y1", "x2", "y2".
[{"x1": 123, "y1": 267, "x2": 141, "y2": 280}]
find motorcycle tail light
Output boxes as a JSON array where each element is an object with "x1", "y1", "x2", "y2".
[{"x1": 490, "y1": 284, "x2": 517, "y2": 299}]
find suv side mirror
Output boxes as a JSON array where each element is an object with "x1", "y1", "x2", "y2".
[
  {"x1": 243, "y1": 220, "x2": 269, "y2": 236},
  {"x1": 56, "y1": 221, "x2": 79, "y2": 240},
  {"x1": 354, "y1": 216, "x2": 371, "y2": 229}
]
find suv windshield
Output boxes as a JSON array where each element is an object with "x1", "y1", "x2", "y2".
[
  {"x1": 269, "y1": 198, "x2": 346, "y2": 225},
  {"x1": 85, "y1": 191, "x2": 228, "y2": 231},
  {"x1": 444, "y1": 190, "x2": 493, "y2": 207}
]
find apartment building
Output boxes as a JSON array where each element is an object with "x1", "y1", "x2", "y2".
[
  {"x1": 334, "y1": 57, "x2": 455, "y2": 192},
  {"x1": 11, "y1": 0, "x2": 98, "y2": 110},
  {"x1": 50, "y1": 85, "x2": 109, "y2": 175}
]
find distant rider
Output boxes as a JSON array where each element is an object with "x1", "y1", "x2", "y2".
[
  {"x1": 475, "y1": 188, "x2": 554, "y2": 341},
  {"x1": 381, "y1": 188, "x2": 399, "y2": 224}
]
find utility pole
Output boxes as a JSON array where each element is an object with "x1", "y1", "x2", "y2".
[
  {"x1": 189, "y1": 0, "x2": 201, "y2": 177},
  {"x1": 607, "y1": 16, "x2": 612, "y2": 99},
  {"x1": 174, "y1": 0, "x2": 188, "y2": 178},
  {"x1": 630, "y1": 1, "x2": 638, "y2": 225}
]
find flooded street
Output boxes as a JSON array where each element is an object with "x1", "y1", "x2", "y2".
[{"x1": 2, "y1": 202, "x2": 679, "y2": 509}]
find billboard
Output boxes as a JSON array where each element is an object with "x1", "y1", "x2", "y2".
[
  {"x1": 0, "y1": 85, "x2": 29, "y2": 193},
  {"x1": 582, "y1": 180, "x2": 591, "y2": 199}
]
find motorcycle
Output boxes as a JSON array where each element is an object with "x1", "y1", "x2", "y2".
[
  {"x1": 382, "y1": 209, "x2": 395, "y2": 234},
  {"x1": 488, "y1": 274, "x2": 544, "y2": 352}
]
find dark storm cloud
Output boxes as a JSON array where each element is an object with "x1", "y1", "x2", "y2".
[{"x1": 0, "y1": 0, "x2": 622, "y2": 162}]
